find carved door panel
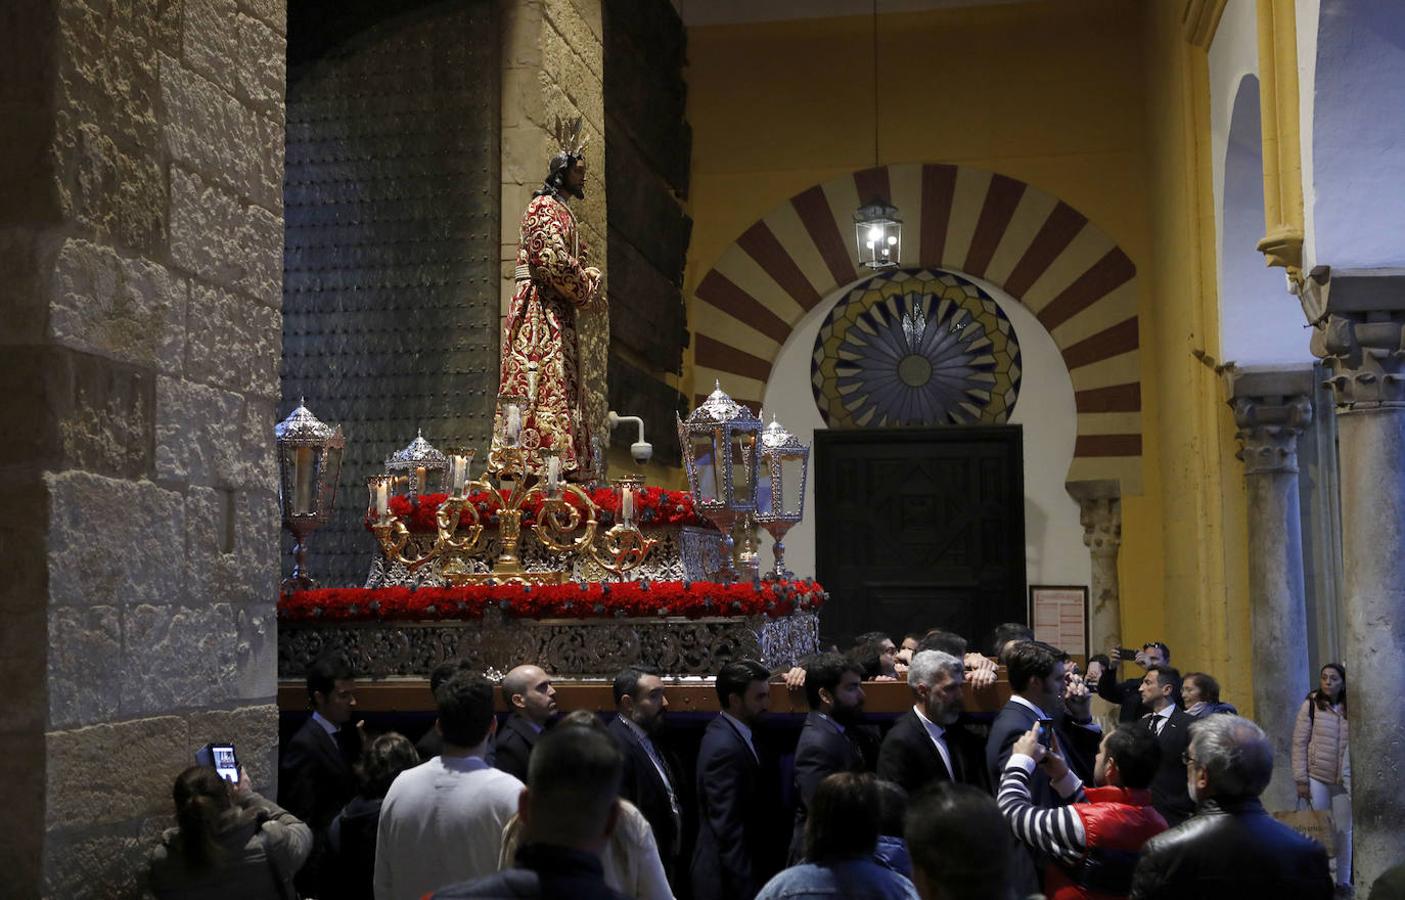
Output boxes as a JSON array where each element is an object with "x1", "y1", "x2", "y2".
[{"x1": 814, "y1": 427, "x2": 1026, "y2": 651}]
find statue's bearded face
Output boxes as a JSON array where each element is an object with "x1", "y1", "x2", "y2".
[{"x1": 563, "y1": 159, "x2": 586, "y2": 200}]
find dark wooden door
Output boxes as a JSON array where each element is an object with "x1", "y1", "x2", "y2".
[{"x1": 814, "y1": 427, "x2": 1026, "y2": 652}]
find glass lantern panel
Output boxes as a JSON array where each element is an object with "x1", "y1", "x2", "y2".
[
  {"x1": 729, "y1": 432, "x2": 757, "y2": 507},
  {"x1": 321, "y1": 445, "x2": 344, "y2": 511},
  {"x1": 780, "y1": 455, "x2": 806, "y2": 517},
  {"x1": 756, "y1": 461, "x2": 775, "y2": 515},
  {"x1": 292, "y1": 446, "x2": 317, "y2": 514},
  {"x1": 689, "y1": 432, "x2": 722, "y2": 502}
]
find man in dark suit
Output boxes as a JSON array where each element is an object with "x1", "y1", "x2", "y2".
[
  {"x1": 1093, "y1": 641, "x2": 1170, "y2": 723},
  {"x1": 279, "y1": 652, "x2": 363, "y2": 897},
  {"x1": 494, "y1": 663, "x2": 558, "y2": 782},
  {"x1": 692, "y1": 658, "x2": 777, "y2": 900},
  {"x1": 1138, "y1": 664, "x2": 1196, "y2": 826},
  {"x1": 607, "y1": 665, "x2": 683, "y2": 885},
  {"x1": 878, "y1": 649, "x2": 988, "y2": 796},
  {"x1": 985, "y1": 640, "x2": 1104, "y2": 896},
  {"x1": 790, "y1": 652, "x2": 868, "y2": 861}
]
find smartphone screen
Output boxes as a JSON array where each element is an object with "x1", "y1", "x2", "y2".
[
  {"x1": 197, "y1": 743, "x2": 240, "y2": 783},
  {"x1": 1036, "y1": 717, "x2": 1055, "y2": 748}
]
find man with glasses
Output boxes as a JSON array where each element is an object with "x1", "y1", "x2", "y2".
[{"x1": 1130, "y1": 715, "x2": 1331, "y2": 899}]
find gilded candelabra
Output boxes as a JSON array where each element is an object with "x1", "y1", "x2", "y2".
[{"x1": 368, "y1": 442, "x2": 657, "y2": 585}]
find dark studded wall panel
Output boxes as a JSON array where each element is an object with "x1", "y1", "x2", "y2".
[
  {"x1": 604, "y1": 0, "x2": 691, "y2": 459},
  {"x1": 282, "y1": 0, "x2": 499, "y2": 587}
]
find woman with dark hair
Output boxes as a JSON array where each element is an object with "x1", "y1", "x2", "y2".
[
  {"x1": 1292, "y1": 662, "x2": 1351, "y2": 891},
  {"x1": 148, "y1": 766, "x2": 311, "y2": 899},
  {"x1": 755, "y1": 773, "x2": 918, "y2": 899},
  {"x1": 1180, "y1": 672, "x2": 1238, "y2": 719},
  {"x1": 325, "y1": 732, "x2": 421, "y2": 900}
]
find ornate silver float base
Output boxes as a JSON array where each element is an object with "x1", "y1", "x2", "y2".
[{"x1": 279, "y1": 608, "x2": 819, "y2": 679}]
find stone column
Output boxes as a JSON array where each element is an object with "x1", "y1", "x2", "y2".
[
  {"x1": 1310, "y1": 270, "x2": 1405, "y2": 889},
  {"x1": 1225, "y1": 366, "x2": 1314, "y2": 811},
  {"x1": 1068, "y1": 480, "x2": 1122, "y2": 731},
  {"x1": 1068, "y1": 480, "x2": 1123, "y2": 658}
]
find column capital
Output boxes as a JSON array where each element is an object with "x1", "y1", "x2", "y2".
[
  {"x1": 1225, "y1": 366, "x2": 1315, "y2": 474},
  {"x1": 1306, "y1": 268, "x2": 1405, "y2": 412},
  {"x1": 1067, "y1": 480, "x2": 1121, "y2": 557}
]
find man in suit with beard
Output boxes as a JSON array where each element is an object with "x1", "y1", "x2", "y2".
[
  {"x1": 494, "y1": 664, "x2": 558, "y2": 782},
  {"x1": 878, "y1": 649, "x2": 988, "y2": 795},
  {"x1": 608, "y1": 665, "x2": 684, "y2": 886},
  {"x1": 1137, "y1": 665, "x2": 1196, "y2": 826},
  {"x1": 279, "y1": 652, "x2": 363, "y2": 897},
  {"x1": 692, "y1": 658, "x2": 779, "y2": 900},
  {"x1": 790, "y1": 652, "x2": 869, "y2": 861}
]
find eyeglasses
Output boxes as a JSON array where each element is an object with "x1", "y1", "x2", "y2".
[{"x1": 1181, "y1": 751, "x2": 1198, "y2": 766}]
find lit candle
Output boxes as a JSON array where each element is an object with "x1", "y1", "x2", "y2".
[
  {"x1": 415, "y1": 466, "x2": 427, "y2": 495},
  {"x1": 376, "y1": 481, "x2": 389, "y2": 518},
  {"x1": 506, "y1": 405, "x2": 522, "y2": 447},
  {"x1": 293, "y1": 447, "x2": 314, "y2": 515},
  {"x1": 622, "y1": 487, "x2": 634, "y2": 526},
  {"x1": 547, "y1": 455, "x2": 560, "y2": 490},
  {"x1": 451, "y1": 457, "x2": 467, "y2": 495}
]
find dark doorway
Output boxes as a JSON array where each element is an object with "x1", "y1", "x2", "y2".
[{"x1": 814, "y1": 427, "x2": 1027, "y2": 653}]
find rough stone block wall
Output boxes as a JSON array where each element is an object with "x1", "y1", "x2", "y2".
[
  {"x1": 603, "y1": 0, "x2": 691, "y2": 466},
  {"x1": 501, "y1": 0, "x2": 610, "y2": 471},
  {"x1": 281, "y1": 0, "x2": 501, "y2": 587},
  {"x1": 0, "y1": 0, "x2": 286, "y2": 895}
]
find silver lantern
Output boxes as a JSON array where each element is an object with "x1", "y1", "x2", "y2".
[
  {"x1": 275, "y1": 400, "x2": 345, "y2": 592},
  {"x1": 754, "y1": 415, "x2": 810, "y2": 580},
  {"x1": 677, "y1": 382, "x2": 763, "y2": 583}
]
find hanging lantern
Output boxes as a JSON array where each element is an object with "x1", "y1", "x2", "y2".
[{"x1": 855, "y1": 200, "x2": 901, "y2": 270}]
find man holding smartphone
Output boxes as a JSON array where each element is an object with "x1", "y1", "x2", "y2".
[{"x1": 1090, "y1": 642, "x2": 1171, "y2": 724}]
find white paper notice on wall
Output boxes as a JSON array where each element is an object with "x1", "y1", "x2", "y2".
[{"x1": 1029, "y1": 586, "x2": 1089, "y2": 659}]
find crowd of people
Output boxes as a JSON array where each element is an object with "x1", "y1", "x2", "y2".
[{"x1": 147, "y1": 625, "x2": 1372, "y2": 900}]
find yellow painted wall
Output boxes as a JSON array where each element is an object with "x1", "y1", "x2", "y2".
[{"x1": 679, "y1": 0, "x2": 1252, "y2": 700}]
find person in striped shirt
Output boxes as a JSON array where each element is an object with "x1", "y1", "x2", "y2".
[{"x1": 996, "y1": 723, "x2": 1168, "y2": 900}]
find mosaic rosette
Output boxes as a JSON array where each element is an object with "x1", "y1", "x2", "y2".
[{"x1": 811, "y1": 269, "x2": 1022, "y2": 427}]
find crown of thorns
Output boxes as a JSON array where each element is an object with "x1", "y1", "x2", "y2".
[{"x1": 552, "y1": 115, "x2": 588, "y2": 158}]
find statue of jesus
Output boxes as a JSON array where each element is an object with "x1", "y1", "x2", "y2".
[{"x1": 491, "y1": 118, "x2": 603, "y2": 479}]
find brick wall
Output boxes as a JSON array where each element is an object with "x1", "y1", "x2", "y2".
[{"x1": 0, "y1": 0, "x2": 287, "y2": 895}]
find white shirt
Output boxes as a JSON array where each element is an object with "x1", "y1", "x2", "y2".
[
  {"x1": 1147, "y1": 703, "x2": 1174, "y2": 735},
  {"x1": 373, "y1": 755, "x2": 524, "y2": 900},
  {"x1": 720, "y1": 711, "x2": 759, "y2": 762},
  {"x1": 912, "y1": 704, "x2": 956, "y2": 780}
]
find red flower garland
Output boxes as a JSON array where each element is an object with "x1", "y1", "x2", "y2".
[
  {"x1": 279, "y1": 579, "x2": 827, "y2": 623},
  {"x1": 364, "y1": 487, "x2": 710, "y2": 533}
]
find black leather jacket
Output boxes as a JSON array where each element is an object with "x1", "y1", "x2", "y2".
[{"x1": 1129, "y1": 797, "x2": 1332, "y2": 900}]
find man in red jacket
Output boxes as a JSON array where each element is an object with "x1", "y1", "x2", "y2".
[{"x1": 997, "y1": 723, "x2": 1168, "y2": 899}]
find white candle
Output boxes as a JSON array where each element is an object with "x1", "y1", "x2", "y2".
[
  {"x1": 622, "y1": 487, "x2": 634, "y2": 526},
  {"x1": 547, "y1": 455, "x2": 561, "y2": 490},
  {"x1": 451, "y1": 458, "x2": 466, "y2": 494},
  {"x1": 376, "y1": 482, "x2": 389, "y2": 518},
  {"x1": 506, "y1": 405, "x2": 522, "y2": 447},
  {"x1": 415, "y1": 466, "x2": 427, "y2": 495},
  {"x1": 293, "y1": 447, "x2": 314, "y2": 514}
]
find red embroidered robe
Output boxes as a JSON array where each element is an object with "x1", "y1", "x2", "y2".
[{"x1": 491, "y1": 192, "x2": 601, "y2": 477}]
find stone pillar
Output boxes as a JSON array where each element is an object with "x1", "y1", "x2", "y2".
[
  {"x1": 1310, "y1": 269, "x2": 1405, "y2": 890},
  {"x1": 1068, "y1": 480, "x2": 1122, "y2": 731},
  {"x1": 1225, "y1": 366, "x2": 1315, "y2": 811},
  {"x1": 1068, "y1": 480, "x2": 1123, "y2": 658},
  {"x1": 500, "y1": 0, "x2": 609, "y2": 477},
  {"x1": 1, "y1": 0, "x2": 285, "y2": 894}
]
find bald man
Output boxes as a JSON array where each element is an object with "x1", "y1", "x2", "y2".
[{"x1": 494, "y1": 664, "x2": 559, "y2": 782}]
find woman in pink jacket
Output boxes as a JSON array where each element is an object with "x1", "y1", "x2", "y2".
[{"x1": 1291, "y1": 662, "x2": 1350, "y2": 890}]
